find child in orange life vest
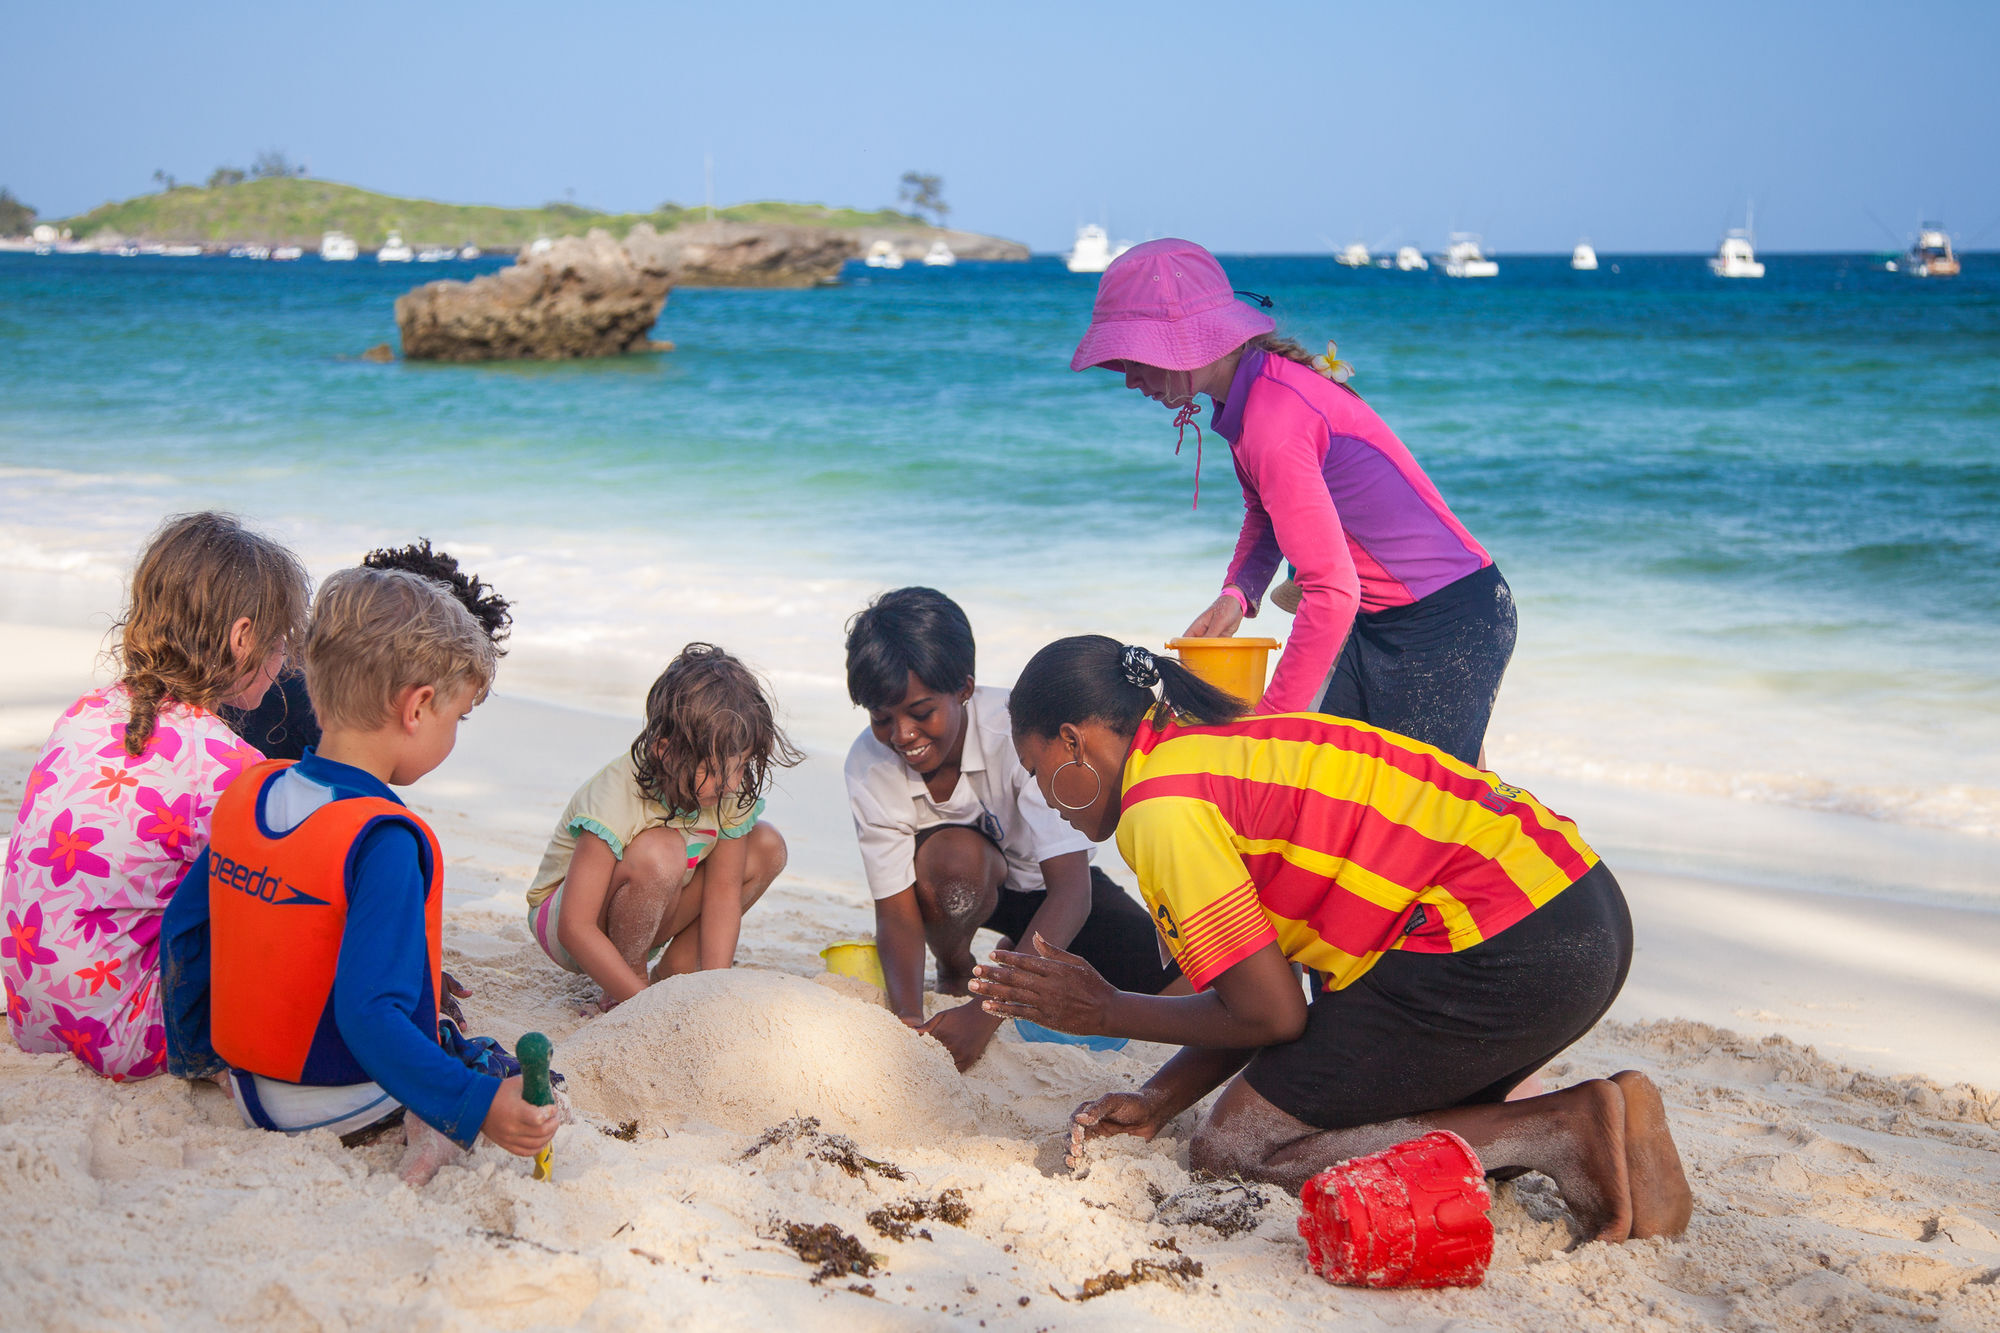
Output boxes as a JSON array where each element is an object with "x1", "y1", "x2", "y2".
[
  {"x1": 171, "y1": 566, "x2": 554, "y2": 1183},
  {"x1": 526, "y1": 644, "x2": 797, "y2": 1010}
]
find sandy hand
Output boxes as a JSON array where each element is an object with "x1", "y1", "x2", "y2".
[
  {"x1": 481, "y1": 1075, "x2": 558, "y2": 1157},
  {"x1": 969, "y1": 933, "x2": 1115, "y2": 1035},
  {"x1": 440, "y1": 970, "x2": 471, "y2": 1027},
  {"x1": 1066, "y1": 1088, "x2": 1171, "y2": 1170}
]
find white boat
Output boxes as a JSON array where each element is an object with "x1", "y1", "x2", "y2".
[
  {"x1": 1065, "y1": 224, "x2": 1131, "y2": 274},
  {"x1": 377, "y1": 231, "x2": 414, "y2": 263},
  {"x1": 228, "y1": 244, "x2": 272, "y2": 260},
  {"x1": 864, "y1": 238, "x2": 905, "y2": 269},
  {"x1": 527, "y1": 236, "x2": 554, "y2": 256},
  {"x1": 1334, "y1": 241, "x2": 1371, "y2": 268},
  {"x1": 1571, "y1": 240, "x2": 1599, "y2": 271},
  {"x1": 319, "y1": 230, "x2": 358, "y2": 261},
  {"x1": 922, "y1": 238, "x2": 956, "y2": 267},
  {"x1": 271, "y1": 246, "x2": 303, "y2": 261},
  {"x1": 1708, "y1": 232, "x2": 1763, "y2": 278},
  {"x1": 1899, "y1": 223, "x2": 1959, "y2": 278},
  {"x1": 458, "y1": 243, "x2": 481, "y2": 261},
  {"x1": 163, "y1": 244, "x2": 204, "y2": 257},
  {"x1": 1394, "y1": 245, "x2": 1429, "y2": 272},
  {"x1": 416, "y1": 246, "x2": 456, "y2": 263},
  {"x1": 1442, "y1": 233, "x2": 1498, "y2": 278}
]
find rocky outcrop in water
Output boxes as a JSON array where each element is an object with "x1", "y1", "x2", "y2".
[
  {"x1": 624, "y1": 221, "x2": 858, "y2": 289},
  {"x1": 394, "y1": 229, "x2": 670, "y2": 361}
]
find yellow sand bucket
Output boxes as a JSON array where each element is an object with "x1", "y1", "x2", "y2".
[
  {"x1": 819, "y1": 939, "x2": 886, "y2": 990},
  {"x1": 1166, "y1": 637, "x2": 1282, "y2": 706}
]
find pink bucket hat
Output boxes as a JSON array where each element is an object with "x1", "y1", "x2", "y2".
[{"x1": 1069, "y1": 238, "x2": 1275, "y2": 373}]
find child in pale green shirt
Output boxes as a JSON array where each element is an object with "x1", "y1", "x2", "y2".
[{"x1": 527, "y1": 644, "x2": 799, "y2": 1007}]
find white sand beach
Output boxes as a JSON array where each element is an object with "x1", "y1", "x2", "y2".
[{"x1": 2, "y1": 619, "x2": 1997, "y2": 1332}]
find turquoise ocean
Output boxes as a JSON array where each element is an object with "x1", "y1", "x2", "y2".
[{"x1": 2, "y1": 250, "x2": 1996, "y2": 893}]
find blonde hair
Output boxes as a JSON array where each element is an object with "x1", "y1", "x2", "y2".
[
  {"x1": 112, "y1": 512, "x2": 310, "y2": 757},
  {"x1": 303, "y1": 566, "x2": 499, "y2": 732}
]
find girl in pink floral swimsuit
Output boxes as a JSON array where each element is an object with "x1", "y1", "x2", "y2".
[{"x1": 3, "y1": 512, "x2": 308, "y2": 1080}]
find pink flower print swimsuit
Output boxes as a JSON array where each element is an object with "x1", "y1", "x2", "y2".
[{"x1": 1, "y1": 684, "x2": 254, "y2": 1079}]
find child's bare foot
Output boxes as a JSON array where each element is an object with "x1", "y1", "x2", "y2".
[
  {"x1": 398, "y1": 1117, "x2": 467, "y2": 1186},
  {"x1": 1537, "y1": 1078, "x2": 1633, "y2": 1242},
  {"x1": 1611, "y1": 1070, "x2": 1692, "y2": 1239}
]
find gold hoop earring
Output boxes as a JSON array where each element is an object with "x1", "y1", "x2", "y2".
[{"x1": 1052, "y1": 757, "x2": 1102, "y2": 812}]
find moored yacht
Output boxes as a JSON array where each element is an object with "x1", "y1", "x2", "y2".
[
  {"x1": 864, "y1": 238, "x2": 905, "y2": 269},
  {"x1": 320, "y1": 230, "x2": 358, "y2": 261},
  {"x1": 1065, "y1": 224, "x2": 1131, "y2": 274},
  {"x1": 1571, "y1": 239, "x2": 1599, "y2": 271},
  {"x1": 1442, "y1": 233, "x2": 1498, "y2": 278},
  {"x1": 922, "y1": 238, "x2": 956, "y2": 267},
  {"x1": 1394, "y1": 244, "x2": 1429, "y2": 272},
  {"x1": 458, "y1": 242, "x2": 481, "y2": 260},
  {"x1": 377, "y1": 231, "x2": 414, "y2": 262},
  {"x1": 1335, "y1": 240, "x2": 1371, "y2": 268},
  {"x1": 416, "y1": 246, "x2": 456, "y2": 262},
  {"x1": 1900, "y1": 223, "x2": 1959, "y2": 277},
  {"x1": 1708, "y1": 230, "x2": 1763, "y2": 278}
]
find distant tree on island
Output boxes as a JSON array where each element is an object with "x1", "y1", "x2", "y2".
[
  {"x1": 898, "y1": 171, "x2": 948, "y2": 227},
  {"x1": 207, "y1": 165, "x2": 247, "y2": 189},
  {"x1": 0, "y1": 187, "x2": 36, "y2": 235},
  {"x1": 152, "y1": 169, "x2": 178, "y2": 192},
  {"x1": 250, "y1": 149, "x2": 307, "y2": 180}
]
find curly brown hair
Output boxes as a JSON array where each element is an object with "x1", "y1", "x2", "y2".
[
  {"x1": 361, "y1": 538, "x2": 512, "y2": 648},
  {"x1": 112, "y1": 511, "x2": 310, "y2": 757},
  {"x1": 630, "y1": 643, "x2": 802, "y2": 815}
]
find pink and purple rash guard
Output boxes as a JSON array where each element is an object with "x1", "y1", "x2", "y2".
[{"x1": 1215, "y1": 348, "x2": 1492, "y2": 714}]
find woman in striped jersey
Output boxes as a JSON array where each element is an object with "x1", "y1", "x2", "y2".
[{"x1": 969, "y1": 637, "x2": 1691, "y2": 1243}]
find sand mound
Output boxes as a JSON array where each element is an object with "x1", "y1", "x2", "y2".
[{"x1": 558, "y1": 968, "x2": 977, "y2": 1144}]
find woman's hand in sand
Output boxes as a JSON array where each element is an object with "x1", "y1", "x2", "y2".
[
  {"x1": 481, "y1": 1075, "x2": 558, "y2": 1157},
  {"x1": 1184, "y1": 593, "x2": 1245, "y2": 639},
  {"x1": 1067, "y1": 1087, "x2": 1173, "y2": 1167},
  {"x1": 969, "y1": 933, "x2": 1116, "y2": 1035},
  {"x1": 919, "y1": 999, "x2": 1004, "y2": 1072}
]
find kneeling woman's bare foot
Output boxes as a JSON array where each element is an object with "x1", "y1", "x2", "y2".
[
  {"x1": 1529, "y1": 1078, "x2": 1633, "y2": 1242},
  {"x1": 398, "y1": 1117, "x2": 468, "y2": 1186},
  {"x1": 1611, "y1": 1070, "x2": 1692, "y2": 1238}
]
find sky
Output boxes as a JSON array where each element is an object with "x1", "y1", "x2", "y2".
[{"x1": 9, "y1": 0, "x2": 1998, "y2": 254}]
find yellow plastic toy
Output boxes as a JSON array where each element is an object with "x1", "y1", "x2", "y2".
[
  {"x1": 819, "y1": 939, "x2": 887, "y2": 990},
  {"x1": 1165, "y1": 636, "x2": 1282, "y2": 706}
]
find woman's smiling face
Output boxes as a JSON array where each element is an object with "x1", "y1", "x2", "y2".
[{"x1": 868, "y1": 670, "x2": 972, "y2": 779}]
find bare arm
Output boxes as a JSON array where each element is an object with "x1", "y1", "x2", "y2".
[
  {"x1": 554, "y1": 832, "x2": 650, "y2": 1004},
  {"x1": 696, "y1": 831, "x2": 748, "y2": 970},
  {"x1": 1013, "y1": 851, "x2": 1091, "y2": 952},
  {"x1": 873, "y1": 887, "x2": 929, "y2": 1024},
  {"x1": 970, "y1": 936, "x2": 1306, "y2": 1049}
]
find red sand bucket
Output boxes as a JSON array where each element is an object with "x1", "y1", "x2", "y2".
[{"x1": 1297, "y1": 1130, "x2": 1494, "y2": 1289}]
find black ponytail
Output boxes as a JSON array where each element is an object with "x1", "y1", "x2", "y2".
[{"x1": 1010, "y1": 635, "x2": 1249, "y2": 741}]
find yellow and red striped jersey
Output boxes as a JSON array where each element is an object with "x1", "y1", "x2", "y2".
[{"x1": 1114, "y1": 711, "x2": 1598, "y2": 992}]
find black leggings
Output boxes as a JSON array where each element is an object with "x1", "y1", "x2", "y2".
[
  {"x1": 1240, "y1": 862, "x2": 1632, "y2": 1129},
  {"x1": 1317, "y1": 563, "x2": 1516, "y2": 767}
]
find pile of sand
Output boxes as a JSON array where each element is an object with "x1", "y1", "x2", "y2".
[{"x1": 560, "y1": 969, "x2": 977, "y2": 1143}]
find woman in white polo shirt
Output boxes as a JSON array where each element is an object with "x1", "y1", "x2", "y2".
[{"x1": 844, "y1": 588, "x2": 1183, "y2": 1070}]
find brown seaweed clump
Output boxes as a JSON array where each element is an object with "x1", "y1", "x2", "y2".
[
  {"x1": 866, "y1": 1189, "x2": 971, "y2": 1242},
  {"x1": 742, "y1": 1116, "x2": 907, "y2": 1181},
  {"x1": 1074, "y1": 1253, "x2": 1204, "y2": 1301},
  {"x1": 600, "y1": 1120, "x2": 641, "y2": 1141},
  {"x1": 773, "y1": 1220, "x2": 881, "y2": 1285}
]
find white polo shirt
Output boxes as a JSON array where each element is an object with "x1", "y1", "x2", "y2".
[{"x1": 844, "y1": 685, "x2": 1095, "y2": 901}]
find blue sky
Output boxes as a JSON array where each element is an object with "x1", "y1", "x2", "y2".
[{"x1": 10, "y1": 0, "x2": 1997, "y2": 253}]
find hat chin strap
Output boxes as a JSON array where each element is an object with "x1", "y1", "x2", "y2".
[{"x1": 1172, "y1": 400, "x2": 1204, "y2": 510}]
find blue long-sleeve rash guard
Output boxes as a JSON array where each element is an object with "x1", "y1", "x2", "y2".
[{"x1": 161, "y1": 750, "x2": 497, "y2": 1147}]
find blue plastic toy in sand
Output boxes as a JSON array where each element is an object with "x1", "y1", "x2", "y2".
[{"x1": 1014, "y1": 1018, "x2": 1127, "y2": 1052}]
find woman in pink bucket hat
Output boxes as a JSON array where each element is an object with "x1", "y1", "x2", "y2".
[{"x1": 1072, "y1": 239, "x2": 1513, "y2": 764}]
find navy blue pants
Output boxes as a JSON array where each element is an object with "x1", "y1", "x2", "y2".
[{"x1": 1316, "y1": 563, "x2": 1516, "y2": 767}]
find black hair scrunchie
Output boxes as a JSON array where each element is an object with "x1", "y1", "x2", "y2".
[{"x1": 1120, "y1": 644, "x2": 1161, "y2": 691}]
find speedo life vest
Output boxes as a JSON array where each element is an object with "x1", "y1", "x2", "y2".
[{"x1": 208, "y1": 759, "x2": 444, "y2": 1085}]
